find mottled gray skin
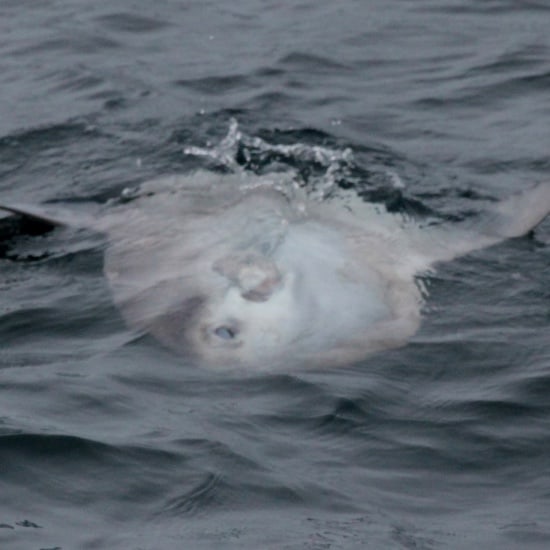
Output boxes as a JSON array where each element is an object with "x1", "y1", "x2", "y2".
[{"x1": 2, "y1": 172, "x2": 549, "y2": 370}]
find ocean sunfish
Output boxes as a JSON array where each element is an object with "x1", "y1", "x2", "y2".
[{"x1": 1, "y1": 171, "x2": 549, "y2": 370}]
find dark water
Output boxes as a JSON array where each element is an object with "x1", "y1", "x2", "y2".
[{"x1": 1, "y1": 1, "x2": 550, "y2": 548}]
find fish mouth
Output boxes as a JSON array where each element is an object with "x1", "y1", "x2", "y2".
[{"x1": 213, "y1": 252, "x2": 283, "y2": 302}]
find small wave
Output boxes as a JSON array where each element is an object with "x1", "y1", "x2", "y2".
[
  {"x1": 95, "y1": 12, "x2": 171, "y2": 33},
  {"x1": 0, "y1": 121, "x2": 101, "y2": 149},
  {"x1": 277, "y1": 51, "x2": 353, "y2": 73},
  {"x1": 414, "y1": 0, "x2": 550, "y2": 15},
  {"x1": 161, "y1": 471, "x2": 222, "y2": 516},
  {"x1": 175, "y1": 74, "x2": 251, "y2": 95}
]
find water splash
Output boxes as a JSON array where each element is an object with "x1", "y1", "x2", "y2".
[
  {"x1": 183, "y1": 118, "x2": 366, "y2": 201},
  {"x1": 183, "y1": 118, "x2": 244, "y2": 172}
]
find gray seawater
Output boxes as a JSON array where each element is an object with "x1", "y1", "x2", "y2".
[{"x1": 1, "y1": 1, "x2": 549, "y2": 548}]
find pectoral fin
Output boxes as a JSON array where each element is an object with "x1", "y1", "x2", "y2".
[{"x1": 416, "y1": 182, "x2": 550, "y2": 267}]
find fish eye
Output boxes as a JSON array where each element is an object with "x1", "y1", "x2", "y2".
[{"x1": 213, "y1": 325, "x2": 238, "y2": 340}]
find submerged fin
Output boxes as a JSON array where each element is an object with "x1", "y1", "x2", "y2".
[{"x1": 0, "y1": 202, "x2": 95, "y2": 229}]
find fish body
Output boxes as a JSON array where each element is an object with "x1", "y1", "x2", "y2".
[{"x1": 2, "y1": 171, "x2": 549, "y2": 369}]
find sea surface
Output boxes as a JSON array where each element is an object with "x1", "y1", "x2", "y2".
[{"x1": 1, "y1": 1, "x2": 550, "y2": 549}]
